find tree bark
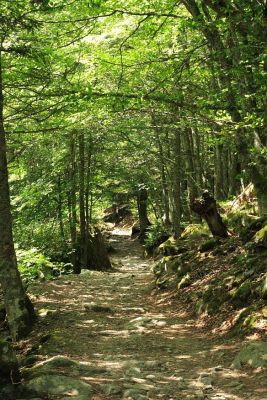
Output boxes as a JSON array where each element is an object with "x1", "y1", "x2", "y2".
[
  {"x1": 68, "y1": 131, "x2": 80, "y2": 274},
  {"x1": 0, "y1": 50, "x2": 35, "y2": 341},
  {"x1": 171, "y1": 129, "x2": 182, "y2": 238},
  {"x1": 78, "y1": 130, "x2": 87, "y2": 268},
  {"x1": 137, "y1": 188, "x2": 151, "y2": 243}
]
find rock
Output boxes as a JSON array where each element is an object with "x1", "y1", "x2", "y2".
[
  {"x1": 232, "y1": 341, "x2": 267, "y2": 369},
  {"x1": 181, "y1": 224, "x2": 210, "y2": 239},
  {"x1": 124, "y1": 367, "x2": 142, "y2": 376},
  {"x1": 231, "y1": 280, "x2": 252, "y2": 304},
  {"x1": 23, "y1": 374, "x2": 92, "y2": 398},
  {"x1": 22, "y1": 355, "x2": 106, "y2": 379},
  {"x1": 145, "y1": 374, "x2": 156, "y2": 380},
  {"x1": 0, "y1": 339, "x2": 20, "y2": 383},
  {"x1": 198, "y1": 286, "x2": 230, "y2": 315},
  {"x1": 240, "y1": 216, "x2": 267, "y2": 243},
  {"x1": 194, "y1": 389, "x2": 205, "y2": 399},
  {"x1": 123, "y1": 388, "x2": 147, "y2": 399},
  {"x1": 254, "y1": 224, "x2": 267, "y2": 248},
  {"x1": 199, "y1": 238, "x2": 219, "y2": 253},
  {"x1": 199, "y1": 372, "x2": 213, "y2": 386},
  {"x1": 126, "y1": 317, "x2": 152, "y2": 329},
  {"x1": 84, "y1": 303, "x2": 113, "y2": 313},
  {"x1": 213, "y1": 365, "x2": 224, "y2": 372},
  {"x1": 178, "y1": 273, "x2": 191, "y2": 289},
  {"x1": 156, "y1": 236, "x2": 180, "y2": 256},
  {"x1": 102, "y1": 384, "x2": 122, "y2": 395}
]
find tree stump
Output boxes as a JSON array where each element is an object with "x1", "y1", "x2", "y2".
[{"x1": 190, "y1": 191, "x2": 228, "y2": 238}]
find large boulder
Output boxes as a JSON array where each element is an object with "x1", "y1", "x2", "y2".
[
  {"x1": 0, "y1": 339, "x2": 20, "y2": 383},
  {"x1": 231, "y1": 341, "x2": 267, "y2": 369}
]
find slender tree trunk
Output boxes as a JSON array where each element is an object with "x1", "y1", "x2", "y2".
[
  {"x1": 137, "y1": 188, "x2": 151, "y2": 243},
  {"x1": 57, "y1": 176, "x2": 65, "y2": 242},
  {"x1": 68, "y1": 131, "x2": 80, "y2": 274},
  {"x1": 171, "y1": 129, "x2": 182, "y2": 238},
  {"x1": 78, "y1": 131, "x2": 87, "y2": 268},
  {"x1": 155, "y1": 127, "x2": 171, "y2": 224},
  {"x1": 0, "y1": 50, "x2": 35, "y2": 341}
]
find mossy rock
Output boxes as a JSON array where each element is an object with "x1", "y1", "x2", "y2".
[
  {"x1": 231, "y1": 280, "x2": 252, "y2": 305},
  {"x1": 23, "y1": 374, "x2": 92, "y2": 399},
  {"x1": 199, "y1": 238, "x2": 219, "y2": 253},
  {"x1": 153, "y1": 256, "x2": 178, "y2": 276},
  {"x1": 157, "y1": 237, "x2": 180, "y2": 256},
  {"x1": 240, "y1": 217, "x2": 267, "y2": 243},
  {"x1": 199, "y1": 286, "x2": 230, "y2": 314},
  {"x1": 254, "y1": 224, "x2": 267, "y2": 248},
  {"x1": 178, "y1": 273, "x2": 191, "y2": 289},
  {"x1": 231, "y1": 341, "x2": 267, "y2": 369},
  {"x1": 22, "y1": 355, "x2": 106, "y2": 380},
  {"x1": 181, "y1": 224, "x2": 210, "y2": 240}
]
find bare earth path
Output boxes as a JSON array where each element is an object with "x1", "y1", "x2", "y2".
[{"x1": 24, "y1": 230, "x2": 267, "y2": 400}]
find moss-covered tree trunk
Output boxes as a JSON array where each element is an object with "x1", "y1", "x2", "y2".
[{"x1": 0, "y1": 50, "x2": 35, "y2": 341}]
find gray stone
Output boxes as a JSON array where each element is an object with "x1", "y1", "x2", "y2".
[
  {"x1": 199, "y1": 372, "x2": 213, "y2": 386},
  {"x1": 213, "y1": 365, "x2": 224, "y2": 372},
  {"x1": 102, "y1": 384, "x2": 122, "y2": 395},
  {"x1": 145, "y1": 374, "x2": 156, "y2": 380},
  {"x1": 84, "y1": 302, "x2": 113, "y2": 313},
  {"x1": 22, "y1": 355, "x2": 106, "y2": 379},
  {"x1": 125, "y1": 367, "x2": 142, "y2": 376},
  {"x1": 126, "y1": 316, "x2": 152, "y2": 329},
  {"x1": 123, "y1": 388, "x2": 148, "y2": 399},
  {"x1": 231, "y1": 341, "x2": 267, "y2": 369},
  {"x1": 194, "y1": 389, "x2": 205, "y2": 399},
  {"x1": 23, "y1": 374, "x2": 92, "y2": 399}
]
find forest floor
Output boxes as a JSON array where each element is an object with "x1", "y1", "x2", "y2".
[{"x1": 17, "y1": 230, "x2": 267, "y2": 400}]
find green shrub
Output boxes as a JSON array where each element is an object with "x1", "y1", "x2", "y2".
[{"x1": 16, "y1": 247, "x2": 73, "y2": 285}]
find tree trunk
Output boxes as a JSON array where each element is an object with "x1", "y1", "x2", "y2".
[
  {"x1": 57, "y1": 176, "x2": 65, "y2": 242},
  {"x1": 137, "y1": 188, "x2": 151, "y2": 243},
  {"x1": 155, "y1": 126, "x2": 171, "y2": 225},
  {"x1": 171, "y1": 129, "x2": 182, "y2": 238},
  {"x1": 68, "y1": 131, "x2": 80, "y2": 274},
  {"x1": 78, "y1": 130, "x2": 87, "y2": 268},
  {"x1": 0, "y1": 50, "x2": 35, "y2": 341},
  {"x1": 190, "y1": 192, "x2": 228, "y2": 238}
]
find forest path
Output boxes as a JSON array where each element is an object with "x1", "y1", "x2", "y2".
[{"x1": 24, "y1": 230, "x2": 266, "y2": 400}]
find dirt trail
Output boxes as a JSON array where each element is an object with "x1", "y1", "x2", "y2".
[{"x1": 24, "y1": 230, "x2": 267, "y2": 400}]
